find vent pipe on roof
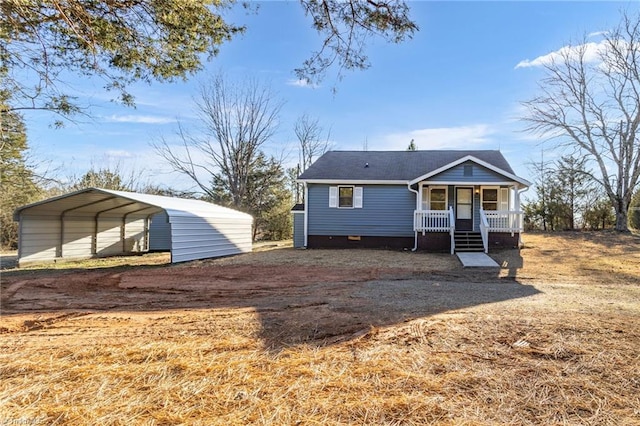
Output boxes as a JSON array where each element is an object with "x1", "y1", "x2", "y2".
[{"x1": 364, "y1": 162, "x2": 369, "y2": 168}]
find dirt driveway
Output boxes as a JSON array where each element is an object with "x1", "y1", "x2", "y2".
[
  {"x1": 2, "y1": 230, "x2": 638, "y2": 350},
  {"x1": 0, "y1": 249, "x2": 541, "y2": 349}
]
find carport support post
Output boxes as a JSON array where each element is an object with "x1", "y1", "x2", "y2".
[
  {"x1": 121, "y1": 216, "x2": 126, "y2": 253},
  {"x1": 95, "y1": 202, "x2": 138, "y2": 256},
  {"x1": 144, "y1": 214, "x2": 153, "y2": 251},
  {"x1": 60, "y1": 197, "x2": 119, "y2": 259},
  {"x1": 59, "y1": 214, "x2": 64, "y2": 258},
  {"x1": 17, "y1": 213, "x2": 23, "y2": 262},
  {"x1": 92, "y1": 215, "x2": 98, "y2": 255},
  {"x1": 122, "y1": 207, "x2": 155, "y2": 253}
]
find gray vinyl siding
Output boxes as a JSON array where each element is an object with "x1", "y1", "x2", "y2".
[
  {"x1": 292, "y1": 212, "x2": 305, "y2": 248},
  {"x1": 430, "y1": 161, "x2": 510, "y2": 183},
  {"x1": 307, "y1": 184, "x2": 415, "y2": 237},
  {"x1": 149, "y1": 212, "x2": 171, "y2": 251}
]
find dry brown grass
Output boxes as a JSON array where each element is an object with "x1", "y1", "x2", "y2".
[{"x1": 1, "y1": 232, "x2": 639, "y2": 425}]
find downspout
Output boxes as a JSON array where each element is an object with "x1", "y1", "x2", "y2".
[
  {"x1": 516, "y1": 185, "x2": 530, "y2": 247},
  {"x1": 407, "y1": 182, "x2": 419, "y2": 251},
  {"x1": 303, "y1": 182, "x2": 309, "y2": 248}
]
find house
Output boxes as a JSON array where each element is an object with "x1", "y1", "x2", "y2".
[
  {"x1": 294, "y1": 150, "x2": 531, "y2": 253},
  {"x1": 14, "y1": 187, "x2": 253, "y2": 265}
]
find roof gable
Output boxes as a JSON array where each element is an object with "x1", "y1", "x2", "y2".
[
  {"x1": 408, "y1": 155, "x2": 531, "y2": 186},
  {"x1": 298, "y1": 150, "x2": 529, "y2": 186}
]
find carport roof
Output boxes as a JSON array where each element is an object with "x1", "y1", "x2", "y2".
[{"x1": 14, "y1": 187, "x2": 253, "y2": 221}]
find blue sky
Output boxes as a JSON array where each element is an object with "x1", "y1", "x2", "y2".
[{"x1": 22, "y1": 1, "x2": 639, "y2": 192}]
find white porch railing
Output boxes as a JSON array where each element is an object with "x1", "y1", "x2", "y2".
[
  {"x1": 414, "y1": 207, "x2": 456, "y2": 254},
  {"x1": 414, "y1": 207, "x2": 454, "y2": 232},
  {"x1": 480, "y1": 209, "x2": 524, "y2": 253},
  {"x1": 483, "y1": 210, "x2": 524, "y2": 234}
]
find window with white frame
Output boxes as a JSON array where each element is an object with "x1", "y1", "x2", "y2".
[
  {"x1": 482, "y1": 188, "x2": 498, "y2": 211},
  {"x1": 422, "y1": 186, "x2": 447, "y2": 210},
  {"x1": 430, "y1": 187, "x2": 447, "y2": 210},
  {"x1": 339, "y1": 186, "x2": 353, "y2": 208},
  {"x1": 481, "y1": 187, "x2": 509, "y2": 211},
  {"x1": 329, "y1": 186, "x2": 363, "y2": 208}
]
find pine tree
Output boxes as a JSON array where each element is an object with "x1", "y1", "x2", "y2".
[{"x1": 0, "y1": 97, "x2": 40, "y2": 248}]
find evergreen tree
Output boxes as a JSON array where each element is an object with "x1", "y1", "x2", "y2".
[
  {"x1": 0, "y1": 96, "x2": 40, "y2": 248},
  {"x1": 209, "y1": 152, "x2": 292, "y2": 241},
  {"x1": 583, "y1": 195, "x2": 616, "y2": 230},
  {"x1": 1, "y1": 1, "x2": 417, "y2": 117},
  {"x1": 555, "y1": 155, "x2": 592, "y2": 229}
]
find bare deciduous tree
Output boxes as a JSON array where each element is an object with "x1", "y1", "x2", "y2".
[
  {"x1": 153, "y1": 75, "x2": 282, "y2": 208},
  {"x1": 291, "y1": 114, "x2": 330, "y2": 203},
  {"x1": 522, "y1": 11, "x2": 640, "y2": 231},
  {"x1": 295, "y1": 114, "x2": 331, "y2": 171}
]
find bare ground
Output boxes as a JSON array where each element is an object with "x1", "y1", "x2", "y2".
[{"x1": 0, "y1": 232, "x2": 639, "y2": 425}]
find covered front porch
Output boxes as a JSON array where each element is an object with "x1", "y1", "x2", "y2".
[{"x1": 412, "y1": 184, "x2": 525, "y2": 254}]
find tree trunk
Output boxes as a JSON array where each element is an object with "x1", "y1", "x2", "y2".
[{"x1": 615, "y1": 207, "x2": 629, "y2": 232}]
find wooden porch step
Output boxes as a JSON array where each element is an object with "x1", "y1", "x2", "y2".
[{"x1": 454, "y1": 232, "x2": 484, "y2": 252}]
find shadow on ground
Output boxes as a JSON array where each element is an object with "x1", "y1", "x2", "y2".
[
  {"x1": 1, "y1": 250, "x2": 540, "y2": 351},
  {"x1": 0, "y1": 253, "x2": 18, "y2": 270}
]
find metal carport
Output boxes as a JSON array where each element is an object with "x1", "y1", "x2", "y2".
[{"x1": 13, "y1": 187, "x2": 253, "y2": 266}]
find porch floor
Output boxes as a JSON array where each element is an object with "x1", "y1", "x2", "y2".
[{"x1": 456, "y1": 252, "x2": 500, "y2": 268}]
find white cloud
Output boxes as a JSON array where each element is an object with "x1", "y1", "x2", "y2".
[
  {"x1": 105, "y1": 150, "x2": 133, "y2": 158},
  {"x1": 286, "y1": 79, "x2": 319, "y2": 89},
  {"x1": 588, "y1": 30, "x2": 609, "y2": 39},
  {"x1": 105, "y1": 114, "x2": 175, "y2": 124},
  {"x1": 381, "y1": 124, "x2": 494, "y2": 150},
  {"x1": 515, "y1": 40, "x2": 609, "y2": 69}
]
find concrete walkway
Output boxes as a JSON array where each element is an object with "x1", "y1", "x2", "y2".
[{"x1": 456, "y1": 252, "x2": 500, "y2": 268}]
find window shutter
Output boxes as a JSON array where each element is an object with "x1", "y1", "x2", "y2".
[
  {"x1": 354, "y1": 187, "x2": 363, "y2": 208},
  {"x1": 500, "y1": 188, "x2": 509, "y2": 211},
  {"x1": 329, "y1": 187, "x2": 338, "y2": 208}
]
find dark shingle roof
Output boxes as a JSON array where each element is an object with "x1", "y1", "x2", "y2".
[
  {"x1": 291, "y1": 203, "x2": 304, "y2": 211},
  {"x1": 298, "y1": 150, "x2": 516, "y2": 181}
]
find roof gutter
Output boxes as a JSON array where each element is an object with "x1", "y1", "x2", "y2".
[{"x1": 297, "y1": 179, "x2": 408, "y2": 185}]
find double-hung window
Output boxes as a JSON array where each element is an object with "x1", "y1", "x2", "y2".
[
  {"x1": 429, "y1": 187, "x2": 447, "y2": 210},
  {"x1": 339, "y1": 187, "x2": 353, "y2": 208},
  {"x1": 329, "y1": 186, "x2": 363, "y2": 208},
  {"x1": 482, "y1": 188, "x2": 498, "y2": 211},
  {"x1": 482, "y1": 187, "x2": 509, "y2": 211}
]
